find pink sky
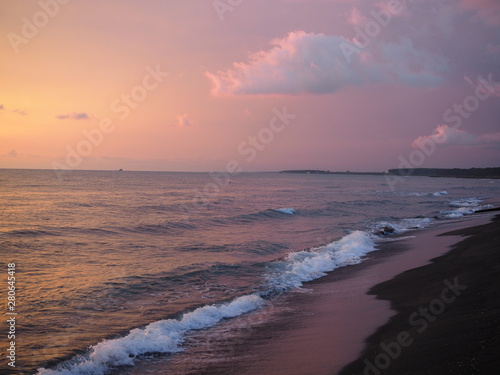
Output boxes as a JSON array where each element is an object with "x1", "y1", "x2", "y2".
[{"x1": 1, "y1": 0, "x2": 499, "y2": 172}]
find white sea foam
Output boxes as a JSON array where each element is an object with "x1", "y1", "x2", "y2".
[
  {"x1": 403, "y1": 190, "x2": 448, "y2": 197},
  {"x1": 370, "y1": 217, "x2": 432, "y2": 237},
  {"x1": 36, "y1": 294, "x2": 264, "y2": 375},
  {"x1": 273, "y1": 208, "x2": 295, "y2": 215},
  {"x1": 376, "y1": 235, "x2": 416, "y2": 243},
  {"x1": 432, "y1": 191, "x2": 448, "y2": 197},
  {"x1": 264, "y1": 231, "x2": 376, "y2": 292},
  {"x1": 360, "y1": 190, "x2": 449, "y2": 198},
  {"x1": 442, "y1": 197, "x2": 492, "y2": 218}
]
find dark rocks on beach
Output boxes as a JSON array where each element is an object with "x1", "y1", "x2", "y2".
[{"x1": 373, "y1": 225, "x2": 396, "y2": 237}]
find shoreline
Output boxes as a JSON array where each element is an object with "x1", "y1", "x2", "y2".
[
  {"x1": 339, "y1": 212, "x2": 500, "y2": 374},
  {"x1": 278, "y1": 168, "x2": 500, "y2": 179},
  {"x1": 27, "y1": 211, "x2": 499, "y2": 375},
  {"x1": 195, "y1": 213, "x2": 499, "y2": 375}
]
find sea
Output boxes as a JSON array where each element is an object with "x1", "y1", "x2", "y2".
[{"x1": 1, "y1": 169, "x2": 499, "y2": 375}]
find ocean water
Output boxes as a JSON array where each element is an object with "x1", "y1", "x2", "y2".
[{"x1": 1, "y1": 169, "x2": 498, "y2": 374}]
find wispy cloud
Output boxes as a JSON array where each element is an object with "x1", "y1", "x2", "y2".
[
  {"x1": 1, "y1": 149, "x2": 39, "y2": 158},
  {"x1": 413, "y1": 125, "x2": 500, "y2": 148},
  {"x1": 206, "y1": 31, "x2": 448, "y2": 96},
  {"x1": 0, "y1": 105, "x2": 28, "y2": 115},
  {"x1": 348, "y1": 8, "x2": 368, "y2": 27},
  {"x1": 176, "y1": 114, "x2": 193, "y2": 127},
  {"x1": 56, "y1": 112, "x2": 90, "y2": 120}
]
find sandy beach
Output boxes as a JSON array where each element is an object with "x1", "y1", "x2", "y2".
[
  {"x1": 203, "y1": 211, "x2": 500, "y2": 375},
  {"x1": 340, "y1": 211, "x2": 500, "y2": 375}
]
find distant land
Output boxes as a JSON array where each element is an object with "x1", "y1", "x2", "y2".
[
  {"x1": 387, "y1": 167, "x2": 500, "y2": 179},
  {"x1": 279, "y1": 167, "x2": 500, "y2": 179},
  {"x1": 279, "y1": 169, "x2": 384, "y2": 175}
]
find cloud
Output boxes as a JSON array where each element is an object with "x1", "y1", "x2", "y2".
[
  {"x1": 460, "y1": 0, "x2": 500, "y2": 25},
  {"x1": 348, "y1": 8, "x2": 368, "y2": 26},
  {"x1": 176, "y1": 114, "x2": 193, "y2": 127},
  {"x1": 0, "y1": 106, "x2": 29, "y2": 115},
  {"x1": 1, "y1": 149, "x2": 40, "y2": 159},
  {"x1": 56, "y1": 112, "x2": 90, "y2": 120},
  {"x1": 413, "y1": 125, "x2": 500, "y2": 148},
  {"x1": 206, "y1": 30, "x2": 448, "y2": 96}
]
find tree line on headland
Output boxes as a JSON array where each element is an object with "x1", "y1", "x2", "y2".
[{"x1": 280, "y1": 168, "x2": 500, "y2": 179}]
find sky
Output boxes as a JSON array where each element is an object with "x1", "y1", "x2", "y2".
[{"x1": 1, "y1": 0, "x2": 499, "y2": 172}]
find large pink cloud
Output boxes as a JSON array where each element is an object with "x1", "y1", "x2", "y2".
[{"x1": 206, "y1": 30, "x2": 447, "y2": 95}]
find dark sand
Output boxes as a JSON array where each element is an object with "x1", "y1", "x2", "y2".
[{"x1": 340, "y1": 213, "x2": 500, "y2": 375}]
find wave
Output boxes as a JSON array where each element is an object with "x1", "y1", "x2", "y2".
[
  {"x1": 263, "y1": 231, "x2": 376, "y2": 293},
  {"x1": 272, "y1": 208, "x2": 295, "y2": 215},
  {"x1": 232, "y1": 208, "x2": 297, "y2": 223},
  {"x1": 3, "y1": 227, "x2": 121, "y2": 238},
  {"x1": 370, "y1": 217, "x2": 432, "y2": 237},
  {"x1": 2, "y1": 229, "x2": 61, "y2": 237},
  {"x1": 79, "y1": 228, "x2": 120, "y2": 236},
  {"x1": 234, "y1": 240, "x2": 289, "y2": 256},
  {"x1": 441, "y1": 197, "x2": 493, "y2": 218},
  {"x1": 376, "y1": 235, "x2": 416, "y2": 243},
  {"x1": 431, "y1": 190, "x2": 449, "y2": 197},
  {"x1": 370, "y1": 196, "x2": 490, "y2": 234},
  {"x1": 132, "y1": 221, "x2": 197, "y2": 234},
  {"x1": 36, "y1": 295, "x2": 264, "y2": 375},
  {"x1": 360, "y1": 190, "x2": 449, "y2": 197},
  {"x1": 36, "y1": 230, "x2": 378, "y2": 375},
  {"x1": 174, "y1": 240, "x2": 288, "y2": 258},
  {"x1": 396, "y1": 190, "x2": 449, "y2": 197}
]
